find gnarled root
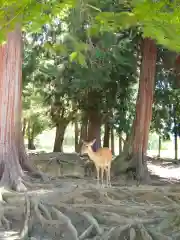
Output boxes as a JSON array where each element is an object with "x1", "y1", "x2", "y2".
[
  {"x1": 19, "y1": 192, "x2": 30, "y2": 239},
  {"x1": 0, "y1": 170, "x2": 180, "y2": 240},
  {"x1": 32, "y1": 198, "x2": 79, "y2": 239}
]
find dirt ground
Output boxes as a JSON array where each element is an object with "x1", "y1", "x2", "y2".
[{"x1": 1, "y1": 154, "x2": 180, "y2": 240}]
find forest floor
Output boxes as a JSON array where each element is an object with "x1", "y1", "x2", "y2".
[{"x1": 1, "y1": 157, "x2": 180, "y2": 240}]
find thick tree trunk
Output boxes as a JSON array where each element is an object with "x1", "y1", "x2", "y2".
[
  {"x1": 110, "y1": 128, "x2": 115, "y2": 155},
  {"x1": 87, "y1": 91, "x2": 101, "y2": 151},
  {"x1": 131, "y1": 38, "x2": 157, "y2": 182},
  {"x1": 53, "y1": 122, "x2": 67, "y2": 152},
  {"x1": 78, "y1": 117, "x2": 88, "y2": 152},
  {"x1": 0, "y1": 26, "x2": 43, "y2": 191},
  {"x1": 79, "y1": 118, "x2": 88, "y2": 142},
  {"x1": 74, "y1": 121, "x2": 79, "y2": 152},
  {"x1": 158, "y1": 136, "x2": 161, "y2": 158},
  {"x1": 88, "y1": 109, "x2": 101, "y2": 151},
  {"x1": 103, "y1": 122, "x2": 110, "y2": 147}
]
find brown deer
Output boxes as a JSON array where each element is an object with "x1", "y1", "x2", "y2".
[{"x1": 81, "y1": 139, "x2": 112, "y2": 187}]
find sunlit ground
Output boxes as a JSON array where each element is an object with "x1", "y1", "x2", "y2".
[
  {"x1": 147, "y1": 162, "x2": 180, "y2": 180},
  {"x1": 26, "y1": 127, "x2": 180, "y2": 181}
]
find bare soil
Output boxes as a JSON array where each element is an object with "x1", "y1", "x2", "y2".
[{"x1": 1, "y1": 154, "x2": 180, "y2": 240}]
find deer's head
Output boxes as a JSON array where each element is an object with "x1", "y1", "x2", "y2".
[{"x1": 80, "y1": 139, "x2": 96, "y2": 156}]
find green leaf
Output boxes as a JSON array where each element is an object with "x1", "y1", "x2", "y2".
[
  {"x1": 69, "y1": 52, "x2": 78, "y2": 62},
  {"x1": 95, "y1": 11, "x2": 138, "y2": 31},
  {"x1": 77, "y1": 52, "x2": 87, "y2": 67},
  {"x1": 87, "y1": 24, "x2": 100, "y2": 37},
  {"x1": 53, "y1": 44, "x2": 67, "y2": 55}
]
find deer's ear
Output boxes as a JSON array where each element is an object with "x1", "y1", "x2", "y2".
[
  {"x1": 89, "y1": 138, "x2": 96, "y2": 146},
  {"x1": 82, "y1": 140, "x2": 87, "y2": 145}
]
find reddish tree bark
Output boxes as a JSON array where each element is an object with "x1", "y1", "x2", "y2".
[
  {"x1": 0, "y1": 26, "x2": 43, "y2": 191},
  {"x1": 131, "y1": 38, "x2": 157, "y2": 181}
]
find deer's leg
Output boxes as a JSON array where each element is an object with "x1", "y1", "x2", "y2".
[
  {"x1": 107, "y1": 164, "x2": 111, "y2": 187},
  {"x1": 95, "y1": 166, "x2": 100, "y2": 186},
  {"x1": 101, "y1": 167, "x2": 105, "y2": 188},
  {"x1": 105, "y1": 167, "x2": 109, "y2": 187},
  {"x1": 109, "y1": 165, "x2": 112, "y2": 187}
]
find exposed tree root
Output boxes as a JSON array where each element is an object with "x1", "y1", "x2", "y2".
[
  {"x1": 82, "y1": 211, "x2": 102, "y2": 235},
  {"x1": 138, "y1": 223, "x2": 153, "y2": 240},
  {"x1": 1, "y1": 176, "x2": 180, "y2": 240},
  {"x1": 53, "y1": 206, "x2": 79, "y2": 239},
  {"x1": 19, "y1": 192, "x2": 30, "y2": 239},
  {"x1": 79, "y1": 224, "x2": 94, "y2": 240},
  {"x1": 32, "y1": 198, "x2": 79, "y2": 239}
]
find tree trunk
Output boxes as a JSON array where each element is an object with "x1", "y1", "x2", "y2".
[
  {"x1": 131, "y1": 38, "x2": 157, "y2": 182},
  {"x1": 174, "y1": 117, "x2": 178, "y2": 161},
  {"x1": 174, "y1": 132, "x2": 178, "y2": 160},
  {"x1": 174, "y1": 55, "x2": 180, "y2": 88},
  {"x1": 22, "y1": 118, "x2": 27, "y2": 137},
  {"x1": 110, "y1": 128, "x2": 115, "y2": 155},
  {"x1": 79, "y1": 118, "x2": 88, "y2": 142},
  {"x1": 78, "y1": 117, "x2": 88, "y2": 152},
  {"x1": 103, "y1": 122, "x2": 110, "y2": 147},
  {"x1": 87, "y1": 91, "x2": 101, "y2": 151},
  {"x1": 158, "y1": 136, "x2": 161, "y2": 158},
  {"x1": 119, "y1": 133, "x2": 123, "y2": 154},
  {"x1": 28, "y1": 139, "x2": 36, "y2": 150},
  {"x1": 53, "y1": 122, "x2": 67, "y2": 152},
  {"x1": 0, "y1": 26, "x2": 43, "y2": 191},
  {"x1": 75, "y1": 121, "x2": 79, "y2": 152},
  {"x1": 27, "y1": 121, "x2": 36, "y2": 150},
  {"x1": 88, "y1": 109, "x2": 101, "y2": 151}
]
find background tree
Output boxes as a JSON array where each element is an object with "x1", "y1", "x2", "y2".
[
  {"x1": 1, "y1": 0, "x2": 180, "y2": 189},
  {"x1": 94, "y1": 1, "x2": 180, "y2": 181}
]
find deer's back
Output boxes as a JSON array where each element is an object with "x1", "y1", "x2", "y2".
[{"x1": 93, "y1": 147, "x2": 112, "y2": 166}]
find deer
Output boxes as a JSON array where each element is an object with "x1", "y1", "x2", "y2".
[{"x1": 81, "y1": 139, "x2": 112, "y2": 187}]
